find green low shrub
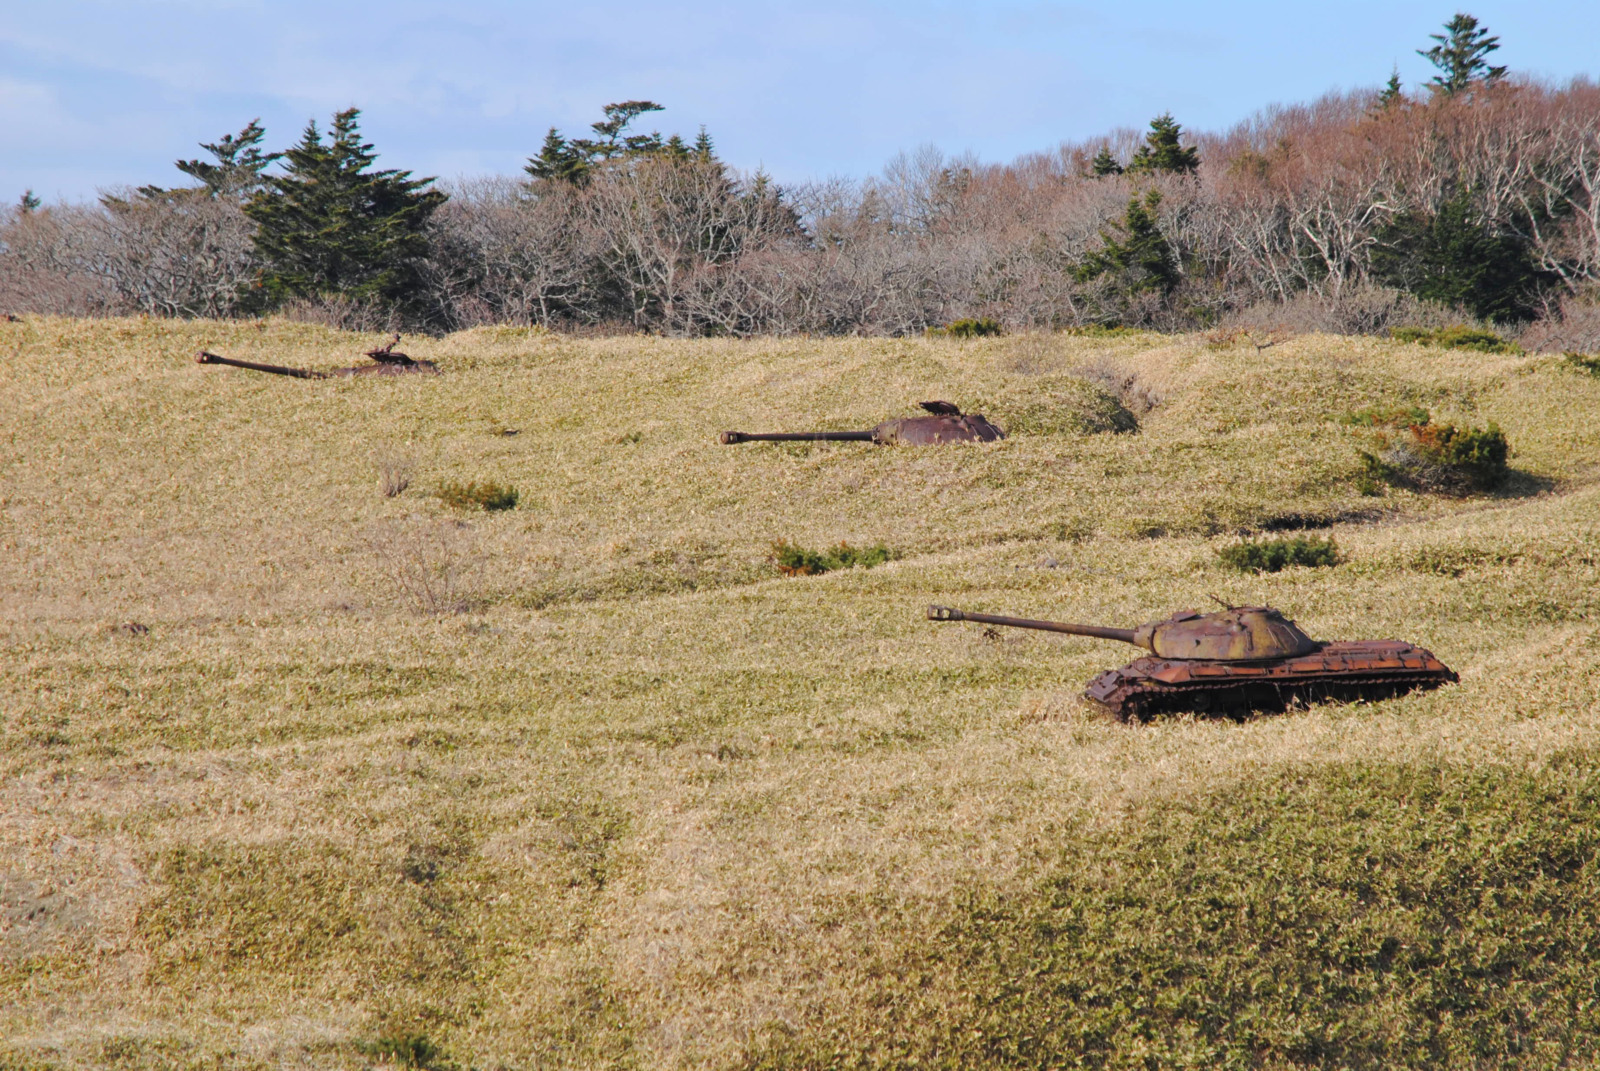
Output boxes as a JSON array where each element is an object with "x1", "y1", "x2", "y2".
[
  {"x1": 1564, "y1": 351, "x2": 1600, "y2": 375},
  {"x1": 1355, "y1": 420, "x2": 1510, "y2": 494},
  {"x1": 1410, "y1": 421, "x2": 1510, "y2": 489},
  {"x1": 358, "y1": 1034, "x2": 449, "y2": 1069},
  {"x1": 928, "y1": 317, "x2": 1003, "y2": 339},
  {"x1": 437, "y1": 480, "x2": 519, "y2": 511},
  {"x1": 771, "y1": 540, "x2": 893, "y2": 576},
  {"x1": 1218, "y1": 535, "x2": 1341, "y2": 573},
  {"x1": 1341, "y1": 404, "x2": 1430, "y2": 428},
  {"x1": 1390, "y1": 325, "x2": 1521, "y2": 354}
]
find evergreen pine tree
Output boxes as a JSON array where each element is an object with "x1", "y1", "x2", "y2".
[
  {"x1": 1419, "y1": 13, "x2": 1506, "y2": 96},
  {"x1": 19, "y1": 189, "x2": 41, "y2": 214},
  {"x1": 1077, "y1": 190, "x2": 1180, "y2": 294},
  {"x1": 1376, "y1": 69, "x2": 1404, "y2": 109},
  {"x1": 572, "y1": 101, "x2": 665, "y2": 161},
  {"x1": 693, "y1": 127, "x2": 715, "y2": 163},
  {"x1": 1091, "y1": 147, "x2": 1124, "y2": 177},
  {"x1": 525, "y1": 128, "x2": 590, "y2": 185},
  {"x1": 1126, "y1": 114, "x2": 1199, "y2": 176},
  {"x1": 138, "y1": 120, "x2": 281, "y2": 201},
  {"x1": 244, "y1": 108, "x2": 446, "y2": 306},
  {"x1": 527, "y1": 103, "x2": 683, "y2": 187},
  {"x1": 1371, "y1": 187, "x2": 1548, "y2": 321}
]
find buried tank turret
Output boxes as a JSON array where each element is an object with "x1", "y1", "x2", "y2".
[
  {"x1": 195, "y1": 335, "x2": 438, "y2": 379},
  {"x1": 720, "y1": 401, "x2": 1004, "y2": 446},
  {"x1": 927, "y1": 603, "x2": 1457, "y2": 721}
]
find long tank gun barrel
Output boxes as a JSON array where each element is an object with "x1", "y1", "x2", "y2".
[
  {"x1": 196, "y1": 351, "x2": 327, "y2": 379},
  {"x1": 720, "y1": 429, "x2": 876, "y2": 444},
  {"x1": 927, "y1": 605, "x2": 1138, "y2": 645}
]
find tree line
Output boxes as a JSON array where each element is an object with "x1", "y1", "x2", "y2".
[{"x1": 3, "y1": 14, "x2": 1598, "y2": 343}]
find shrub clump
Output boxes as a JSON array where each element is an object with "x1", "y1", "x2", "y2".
[
  {"x1": 1390, "y1": 325, "x2": 1522, "y2": 354},
  {"x1": 436, "y1": 480, "x2": 519, "y2": 511},
  {"x1": 1564, "y1": 351, "x2": 1600, "y2": 375},
  {"x1": 1352, "y1": 413, "x2": 1511, "y2": 494},
  {"x1": 928, "y1": 317, "x2": 1003, "y2": 339},
  {"x1": 1218, "y1": 535, "x2": 1342, "y2": 573},
  {"x1": 770, "y1": 539, "x2": 892, "y2": 577}
]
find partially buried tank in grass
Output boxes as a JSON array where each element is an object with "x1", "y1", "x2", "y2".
[
  {"x1": 195, "y1": 335, "x2": 438, "y2": 378},
  {"x1": 720, "y1": 401, "x2": 1004, "y2": 446},
  {"x1": 927, "y1": 603, "x2": 1456, "y2": 721}
]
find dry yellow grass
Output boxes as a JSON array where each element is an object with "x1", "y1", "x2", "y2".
[{"x1": 2, "y1": 317, "x2": 1598, "y2": 1068}]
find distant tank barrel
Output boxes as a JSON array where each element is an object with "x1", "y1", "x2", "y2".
[
  {"x1": 927, "y1": 605, "x2": 1137, "y2": 644},
  {"x1": 195, "y1": 351, "x2": 327, "y2": 379},
  {"x1": 721, "y1": 402, "x2": 1005, "y2": 447},
  {"x1": 720, "y1": 429, "x2": 876, "y2": 444},
  {"x1": 196, "y1": 347, "x2": 438, "y2": 378}
]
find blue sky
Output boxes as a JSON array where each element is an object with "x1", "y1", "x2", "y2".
[{"x1": 4, "y1": 1, "x2": 1598, "y2": 204}]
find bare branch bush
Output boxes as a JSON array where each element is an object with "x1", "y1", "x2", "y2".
[
  {"x1": 94, "y1": 189, "x2": 260, "y2": 317},
  {"x1": 277, "y1": 293, "x2": 404, "y2": 333},
  {"x1": 372, "y1": 450, "x2": 415, "y2": 498},
  {"x1": 419, "y1": 177, "x2": 599, "y2": 331},
  {"x1": 0, "y1": 205, "x2": 116, "y2": 315},
  {"x1": 370, "y1": 518, "x2": 484, "y2": 615}
]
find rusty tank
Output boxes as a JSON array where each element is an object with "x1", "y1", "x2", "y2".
[
  {"x1": 720, "y1": 401, "x2": 1004, "y2": 446},
  {"x1": 195, "y1": 335, "x2": 438, "y2": 378},
  {"x1": 927, "y1": 603, "x2": 1457, "y2": 721}
]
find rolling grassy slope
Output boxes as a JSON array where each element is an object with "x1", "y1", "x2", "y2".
[{"x1": 2, "y1": 318, "x2": 1599, "y2": 1069}]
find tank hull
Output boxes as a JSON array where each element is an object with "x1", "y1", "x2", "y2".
[{"x1": 1084, "y1": 640, "x2": 1458, "y2": 721}]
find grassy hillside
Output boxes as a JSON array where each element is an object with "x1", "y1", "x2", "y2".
[{"x1": 2, "y1": 318, "x2": 1599, "y2": 1069}]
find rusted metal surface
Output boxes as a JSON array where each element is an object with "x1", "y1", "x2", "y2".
[
  {"x1": 721, "y1": 401, "x2": 1005, "y2": 446},
  {"x1": 928, "y1": 603, "x2": 1457, "y2": 721},
  {"x1": 195, "y1": 335, "x2": 439, "y2": 379}
]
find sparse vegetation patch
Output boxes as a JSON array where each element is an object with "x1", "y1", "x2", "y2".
[
  {"x1": 1564, "y1": 351, "x2": 1600, "y2": 376},
  {"x1": 436, "y1": 479, "x2": 519, "y2": 511},
  {"x1": 1389, "y1": 325, "x2": 1522, "y2": 354},
  {"x1": 928, "y1": 317, "x2": 1004, "y2": 339},
  {"x1": 770, "y1": 539, "x2": 893, "y2": 576},
  {"x1": 1341, "y1": 404, "x2": 1431, "y2": 428},
  {"x1": 1218, "y1": 535, "x2": 1342, "y2": 573}
]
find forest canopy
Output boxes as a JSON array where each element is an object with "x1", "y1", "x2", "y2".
[{"x1": 4, "y1": 14, "x2": 1599, "y2": 345}]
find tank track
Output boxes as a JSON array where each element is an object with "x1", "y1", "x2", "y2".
[{"x1": 1088, "y1": 670, "x2": 1456, "y2": 722}]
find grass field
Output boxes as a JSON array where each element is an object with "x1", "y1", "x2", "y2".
[{"x1": 3, "y1": 318, "x2": 1599, "y2": 1069}]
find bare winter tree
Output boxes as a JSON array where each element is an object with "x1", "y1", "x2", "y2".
[{"x1": 420, "y1": 177, "x2": 598, "y2": 329}]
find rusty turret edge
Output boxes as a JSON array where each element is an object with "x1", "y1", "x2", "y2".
[
  {"x1": 927, "y1": 604, "x2": 1457, "y2": 721},
  {"x1": 721, "y1": 401, "x2": 1005, "y2": 446}
]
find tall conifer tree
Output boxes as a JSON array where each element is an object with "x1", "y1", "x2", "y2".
[
  {"x1": 1090, "y1": 147, "x2": 1124, "y2": 177},
  {"x1": 1419, "y1": 13, "x2": 1506, "y2": 95},
  {"x1": 245, "y1": 109, "x2": 445, "y2": 305},
  {"x1": 1126, "y1": 115, "x2": 1199, "y2": 176}
]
